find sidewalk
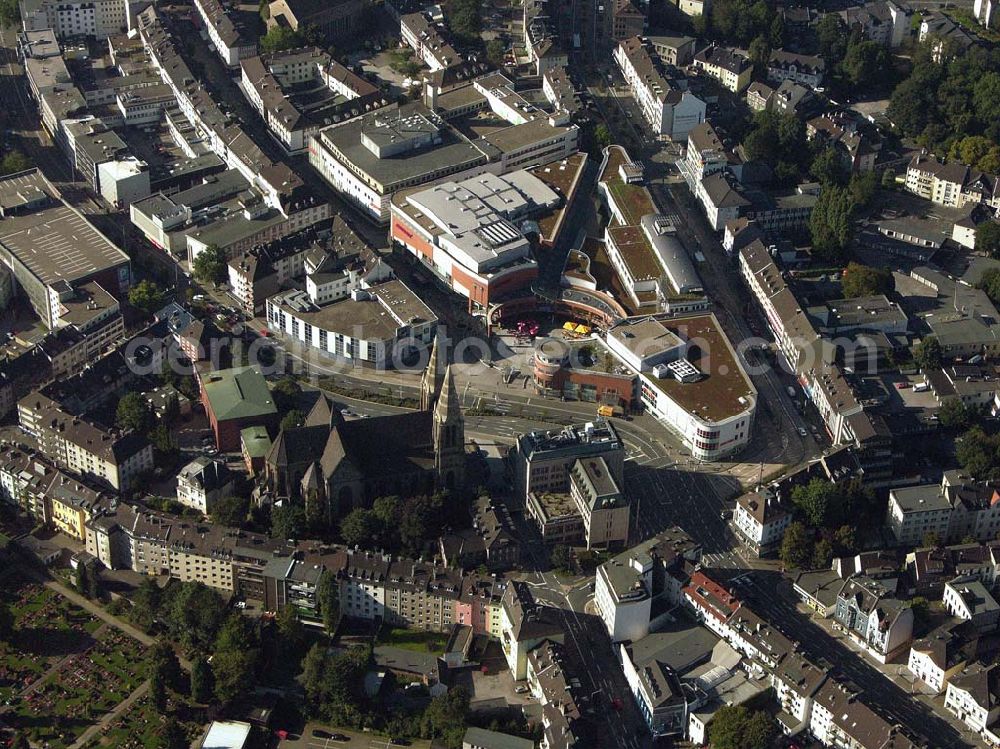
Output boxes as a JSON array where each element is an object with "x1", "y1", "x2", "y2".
[
  {"x1": 21, "y1": 565, "x2": 191, "y2": 669},
  {"x1": 69, "y1": 680, "x2": 149, "y2": 749}
]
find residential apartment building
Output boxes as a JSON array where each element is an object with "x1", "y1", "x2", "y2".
[
  {"x1": 833, "y1": 575, "x2": 914, "y2": 663},
  {"x1": 500, "y1": 581, "x2": 565, "y2": 679},
  {"x1": 176, "y1": 457, "x2": 234, "y2": 514},
  {"x1": 0, "y1": 445, "x2": 114, "y2": 540},
  {"x1": 18, "y1": 392, "x2": 153, "y2": 493},
  {"x1": 907, "y1": 625, "x2": 970, "y2": 693},
  {"x1": 241, "y1": 48, "x2": 385, "y2": 153},
  {"x1": 943, "y1": 575, "x2": 1000, "y2": 631},
  {"x1": 837, "y1": 1, "x2": 911, "y2": 47},
  {"x1": 692, "y1": 46, "x2": 752, "y2": 92},
  {"x1": 905, "y1": 154, "x2": 1000, "y2": 210},
  {"x1": 944, "y1": 663, "x2": 1000, "y2": 743},
  {"x1": 400, "y1": 11, "x2": 460, "y2": 71},
  {"x1": 614, "y1": 36, "x2": 705, "y2": 140},
  {"x1": 766, "y1": 50, "x2": 825, "y2": 89},
  {"x1": 193, "y1": 0, "x2": 256, "y2": 67},
  {"x1": 771, "y1": 653, "x2": 827, "y2": 736},
  {"x1": 85, "y1": 502, "x2": 282, "y2": 596},
  {"x1": 594, "y1": 528, "x2": 701, "y2": 642},
  {"x1": 733, "y1": 487, "x2": 790, "y2": 556},
  {"x1": 887, "y1": 471, "x2": 1000, "y2": 547},
  {"x1": 809, "y1": 680, "x2": 915, "y2": 748},
  {"x1": 20, "y1": 0, "x2": 134, "y2": 38}
]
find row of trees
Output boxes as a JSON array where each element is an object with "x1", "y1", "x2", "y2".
[
  {"x1": 809, "y1": 171, "x2": 878, "y2": 263},
  {"x1": 340, "y1": 492, "x2": 466, "y2": 558}
]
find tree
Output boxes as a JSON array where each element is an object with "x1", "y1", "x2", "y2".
[
  {"x1": 922, "y1": 531, "x2": 941, "y2": 548},
  {"x1": 271, "y1": 377, "x2": 301, "y2": 414},
  {"x1": 791, "y1": 479, "x2": 844, "y2": 528},
  {"x1": 913, "y1": 336, "x2": 942, "y2": 370},
  {"x1": 271, "y1": 503, "x2": 306, "y2": 540},
  {"x1": 0, "y1": 151, "x2": 30, "y2": 177},
  {"x1": 550, "y1": 544, "x2": 572, "y2": 572},
  {"x1": 848, "y1": 171, "x2": 878, "y2": 208},
  {"x1": 709, "y1": 705, "x2": 778, "y2": 749},
  {"x1": 149, "y1": 423, "x2": 177, "y2": 455},
  {"x1": 0, "y1": 0, "x2": 20, "y2": 29},
  {"x1": 316, "y1": 570, "x2": 340, "y2": 634},
  {"x1": 76, "y1": 563, "x2": 91, "y2": 598},
  {"x1": 840, "y1": 40, "x2": 889, "y2": 90},
  {"x1": 0, "y1": 601, "x2": 12, "y2": 642},
  {"x1": 211, "y1": 495, "x2": 249, "y2": 526},
  {"x1": 280, "y1": 409, "x2": 305, "y2": 431},
  {"x1": 909, "y1": 596, "x2": 930, "y2": 630},
  {"x1": 116, "y1": 392, "x2": 154, "y2": 434},
  {"x1": 190, "y1": 655, "x2": 213, "y2": 703},
  {"x1": 881, "y1": 168, "x2": 896, "y2": 190},
  {"x1": 977, "y1": 221, "x2": 1000, "y2": 257},
  {"x1": 594, "y1": 124, "x2": 612, "y2": 148},
  {"x1": 166, "y1": 582, "x2": 228, "y2": 652},
  {"x1": 260, "y1": 25, "x2": 302, "y2": 53},
  {"x1": 812, "y1": 538, "x2": 834, "y2": 569},
  {"x1": 486, "y1": 39, "x2": 505, "y2": 67},
  {"x1": 132, "y1": 577, "x2": 162, "y2": 632},
  {"x1": 340, "y1": 508, "x2": 379, "y2": 548},
  {"x1": 128, "y1": 280, "x2": 164, "y2": 314},
  {"x1": 192, "y1": 245, "x2": 228, "y2": 286},
  {"x1": 212, "y1": 614, "x2": 260, "y2": 704},
  {"x1": 154, "y1": 718, "x2": 187, "y2": 749},
  {"x1": 841, "y1": 262, "x2": 893, "y2": 298},
  {"x1": 939, "y1": 399, "x2": 973, "y2": 430},
  {"x1": 399, "y1": 495, "x2": 435, "y2": 557},
  {"x1": 277, "y1": 605, "x2": 305, "y2": 653},
  {"x1": 150, "y1": 675, "x2": 169, "y2": 712},
  {"x1": 810, "y1": 146, "x2": 847, "y2": 186},
  {"x1": 780, "y1": 522, "x2": 812, "y2": 570},
  {"x1": 446, "y1": 0, "x2": 482, "y2": 43},
  {"x1": 834, "y1": 525, "x2": 856, "y2": 555},
  {"x1": 422, "y1": 687, "x2": 470, "y2": 746},
  {"x1": 978, "y1": 267, "x2": 1000, "y2": 306},
  {"x1": 148, "y1": 642, "x2": 182, "y2": 690},
  {"x1": 212, "y1": 646, "x2": 258, "y2": 704},
  {"x1": 748, "y1": 35, "x2": 770, "y2": 77},
  {"x1": 810, "y1": 185, "x2": 855, "y2": 262},
  {"x1": 816, "y1": 14, "x2": 848, "y2": 64}
]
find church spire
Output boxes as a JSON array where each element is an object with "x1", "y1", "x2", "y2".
[
  {"x1": 434, "y1": 364, "x2": 461, "y2": 422},
  {"x1": 433, "y1": 364, "x2": 465, "y2": 492},
  {"x1": 421, "y1": 335, "x2": 444, "y2": 411}
]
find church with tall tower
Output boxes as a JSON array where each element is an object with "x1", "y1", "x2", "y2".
[{"x1": 263, "y1": 335, "x2": 466, "y2": 523}]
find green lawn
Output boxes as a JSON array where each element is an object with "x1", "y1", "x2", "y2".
[
  {"x1": 607, "y1": 177, "x2": 656, "y2": 225},
  {"x1": 377, "y1": 628, "x2": 450, "y2": 654}
]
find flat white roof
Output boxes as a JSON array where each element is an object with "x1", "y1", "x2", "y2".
[{"x1": 202, "y1": 720, "x2": 252, "y2": 749}]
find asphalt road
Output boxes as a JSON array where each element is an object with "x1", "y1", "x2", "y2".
[{"x1": 736, "y1": 571, "x2": 977, "y2": 749}]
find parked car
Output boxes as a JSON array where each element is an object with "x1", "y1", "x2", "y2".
[{"x1": 894, "y1": 381, "x2": 910, "y2": 389}]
